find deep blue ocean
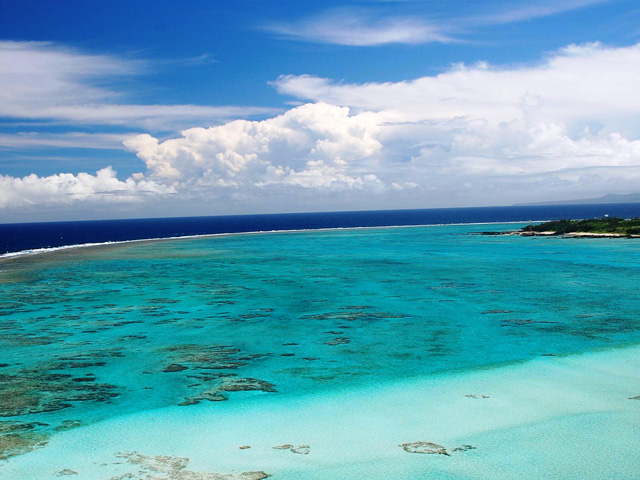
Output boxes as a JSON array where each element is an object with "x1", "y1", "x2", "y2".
[{"x1": 2, "y1": 203, "x2": 640, "y2": 255}]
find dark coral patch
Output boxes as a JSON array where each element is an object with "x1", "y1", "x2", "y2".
[{"x1": 0, "y1": 421, "x2": 49, "y2": 460}]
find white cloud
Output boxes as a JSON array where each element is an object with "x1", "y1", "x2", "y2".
[
  {"x1": 261, "y1": 161, "x2": 384, "y2": 190},
  {"x1": 34, "y1": 104, "x2": 277, "y2": 131},
  {"x1": 274, "y1": 43, "x2": 640, "y2": 127},
  {"x1": 124, "y1": 102, "x2": 383, "y2": 190},
  {"x1": 0, "y1": 132, "x2": 128, "y2": 150},
  {"x1": 0, "y1": 167, "x2": 175, "y2": 209},
  {"x1": 3, "y1": 41, "x2": 640, "y2": 215},
  {"x1": 263, "y1": 8, "x2": 452, "y2": 46},
  {"x1": 269, "y1": 42, "x2": 640, "y2": 203},
  {"x1": 263, "y1": 1, "x2": 613, "y2": 46},
  {"x1": 474, "y1": 0, "x2": 611, "y2": 25},
  {"x1": 423, "y1": 120, "x2": 640, "y2": 176},
  {"x1": 121, "y1": 40, "x2": 640, "y2": 205},
  {"x1": 0, "y1": 41, "x2": 275, "y2": 130}
]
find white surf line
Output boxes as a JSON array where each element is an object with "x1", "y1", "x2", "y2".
[{"x1": 0, "y1": 220, "x2": 539, "y2": 261}]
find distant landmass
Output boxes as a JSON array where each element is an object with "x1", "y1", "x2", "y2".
[
  {"x1": 516, "y1": 193, "x2": 640, "y2": 206},
  {"x1": 479, "y1": 217, "x2": 640, "y2": 237}
]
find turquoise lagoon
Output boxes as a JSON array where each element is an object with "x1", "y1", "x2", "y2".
[{"x1": 1, "y1": 223, "x2": 640, "y2": 479}]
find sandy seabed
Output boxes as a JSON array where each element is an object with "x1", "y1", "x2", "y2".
[{"x1": 4, "y1": 344, "x2": 640, "y2": 480}]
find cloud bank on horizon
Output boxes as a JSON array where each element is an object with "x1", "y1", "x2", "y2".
[{"x1": 1, "y1": 0, "x2": 639, "y2": 220}]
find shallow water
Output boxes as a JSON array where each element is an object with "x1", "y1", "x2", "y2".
[{"x1": 1, "y1": 223, "x2": 639, "y2": 478}]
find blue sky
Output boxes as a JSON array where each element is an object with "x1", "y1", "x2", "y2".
[{"x1": 1, "y1": 0, "x2": 639, "y2": 221}]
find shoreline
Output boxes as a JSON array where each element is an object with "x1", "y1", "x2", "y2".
[
  {"x1": 0, "y1": 220, "x2": 535, "y2": 262},
  {"x1": 480, "y1": 230, "x2": 640, "y2": 238}
]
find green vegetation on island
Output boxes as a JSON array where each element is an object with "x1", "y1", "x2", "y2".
[{"x1": 522, "y1": 217, "x2": 640, "y2": 235}]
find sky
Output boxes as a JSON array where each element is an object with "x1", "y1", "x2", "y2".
[{"x1": 1, "y1": 0, "x2": 640, "y2": 222}]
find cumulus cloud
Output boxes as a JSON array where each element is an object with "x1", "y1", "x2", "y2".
[
  {"x1": 0, "y1": 41, "x2": 275, "y2": 130},
  {"x1": 0, "y1": 167, "x2": 175, "y2": 209},
  {"x1": 124, "y1": 103, "x2": 383, "y2": 190},
  {"x1": 274, "y1": 42, "x2": 640, "y2": 188},
  {"x1": 57, "y1": 42, "x2": 640, "y2": 211},
  {"x1": 3, "y1": 41, "x2": 640, "y2": 215}
]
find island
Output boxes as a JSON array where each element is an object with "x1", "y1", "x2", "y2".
[{"x1": 481, "y1": 217, "x2": 640, "y2": 237}]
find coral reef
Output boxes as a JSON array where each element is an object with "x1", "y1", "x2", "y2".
[
  {"x1": 0, "y1": 421, "x2": 49, "y2": 460},
  {"x1": 399, "y1": 441, "x2": 476, "y2": 456},
  {"x1": 112, "y1": 452, "x2": 271, "y2": 480},
  {"x1": 272, "y1": 444, "x2": 310, "y2": 455}
]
